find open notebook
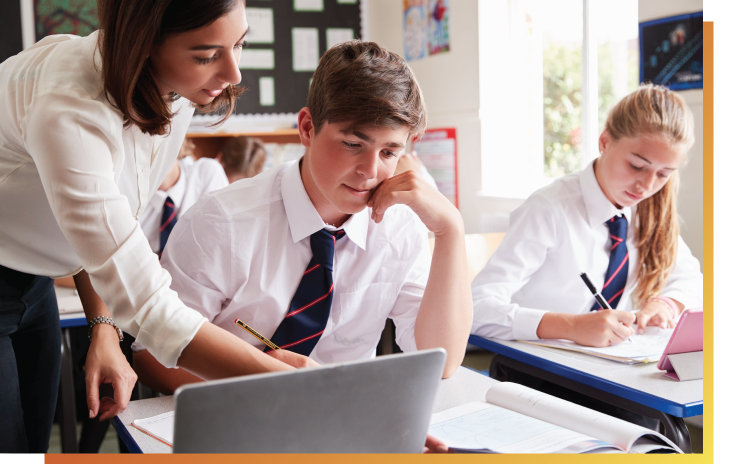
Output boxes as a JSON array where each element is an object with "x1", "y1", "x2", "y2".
[
  {"x1": 519, "y1": 326, "x2": 674, "y2": 364},
  {"x1": 131, "y1": 411, "x2": 174, "y2": 447},
  {"x1": 429, "y1": 382, "x2": 681, "y2": 454}
]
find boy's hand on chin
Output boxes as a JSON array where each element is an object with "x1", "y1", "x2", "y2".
[{"x1": 367, "y1": 170, "x2": 462, "y2": 237}]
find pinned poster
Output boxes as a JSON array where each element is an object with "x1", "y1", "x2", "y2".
[
  {"x1": 292, "y1": 28, "x2": 320, "y2": 71},
  {"x1": 413, "y1": 128, "x2": 458, "y2": 207},
  {"x1": 326, "y1": 28, "x2": 355, "y2": 49},
  {"x1": 403, "y1": 0, "x2": 450, "y2": 62},
  {"x1": 244, "y1": 8, "x2": 274, "y2": 44}
]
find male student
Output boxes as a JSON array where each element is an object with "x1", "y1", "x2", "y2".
[{"x1": 132, "y1": 41, "x2": 472, "y2": 395}]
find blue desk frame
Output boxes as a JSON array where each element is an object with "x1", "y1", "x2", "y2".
[{"x1": 469, "y1": 335, "x2": 701, "y2": 452}]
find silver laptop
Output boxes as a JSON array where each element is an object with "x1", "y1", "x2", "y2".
[{"x1": 172, "y1": 348, "x2": 446, "y2": 453}]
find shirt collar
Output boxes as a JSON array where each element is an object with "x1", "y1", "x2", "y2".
[
  {"x1": 579, "y1": 160, "x2": 632, "y2": 228},
  {"x1": 280, "y1": 160, "x2": 368, "y2": 250}
]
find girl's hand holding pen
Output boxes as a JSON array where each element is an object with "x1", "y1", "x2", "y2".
[
  {"x1": 537, "y1": 310, "x2": 636, "y2": 347},
  {"x1": 568, "y1": 310, "x2": 636, "y2": 347}
]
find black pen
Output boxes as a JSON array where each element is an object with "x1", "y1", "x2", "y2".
[{"x1": 579, "y1": 272, "x2": 633, "y2": 342}]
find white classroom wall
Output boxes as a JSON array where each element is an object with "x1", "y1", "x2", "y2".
[
  {"x1": 367, "y1": 0, "x2": 704, "y2": 266},
  {"x1": 367, "y1": 0, "x2": 522, "y2": 236}
]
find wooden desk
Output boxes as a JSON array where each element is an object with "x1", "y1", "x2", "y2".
[{"x1": 113, "y1": 367, "x2": 498, "y2": 453}]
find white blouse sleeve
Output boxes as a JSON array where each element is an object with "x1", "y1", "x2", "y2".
[
  {"x1": 470, "y1": 195, "x2": 557, "y2": 340},
  {"x1": 659, "y1": 236, "x2": 704, "y2": 310},
  {"x1": 23, "y1": 92, "x2": 206, "y2": 368}
]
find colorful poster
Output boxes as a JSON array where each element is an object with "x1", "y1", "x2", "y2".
[
  {"x1": 428, "y1": 0, "x2": 450, "y2": 56},
  {"x1": 403, "y1": 0, "x2": 450, "y2": 62},
  {"x1": 413, "y1": 128, "x2": 458, "y2": 207},
  {"x1": 34, "y1": 0, "x2": 98, "y2": 40},
  {"x1": 403, "y1": 0, "x2": 428, "y2": 61}
]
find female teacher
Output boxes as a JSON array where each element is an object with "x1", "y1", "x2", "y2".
[{"x1": 0, "y1": 0, "x2": 309, "y2": 452}]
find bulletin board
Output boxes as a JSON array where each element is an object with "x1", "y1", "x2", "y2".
[
  {"x1": 16, "y1": 0, "x2": 363, "y2": 116},
  {"x1": 238, "y1": 0, "x2": 363, "y2": 115},
  {"x1": 639, "y1": 11, "x2": 703, "y2": 91}
]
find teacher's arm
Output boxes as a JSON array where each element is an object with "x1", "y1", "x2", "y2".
[
  {"x1": 73, "y1": 270, "x2": 138, "y2": 421},
  {"x1": 24, "y1": 95, "x2": 297, "y2": 407}
]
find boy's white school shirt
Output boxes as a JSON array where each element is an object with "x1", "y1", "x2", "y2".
[
  {"x1": 0, "y1": 32, "x2": 207, "y2": 368},
  {"x1": 471, "y1": 162, "x2": 703, "y2": 341},
  {"x1": 160, "y1": 160, "x2": 432, "y2": 364},
  {"x1": 138, "y1": 156, "x2": 229, "y2": 252}
]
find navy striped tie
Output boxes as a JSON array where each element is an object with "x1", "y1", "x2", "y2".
[
  {"x1": 158, "y1": 196, "x2": 177, "y2": 258},
  {"x1": 268, "y1": 229, "x2": 345, "y2": 355},
  {"x1": 591, "y1": 215, "x2": 629, "y2": 310}
]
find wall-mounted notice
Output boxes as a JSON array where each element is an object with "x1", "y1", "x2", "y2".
[
  {"x1": 326, "y1": 28, "x2": 355, "y2": 49},
  {"x1": 231, "y1": 0, "x2": 362, "y2": 115},
  {"x1": 240, "y1": 49, "x2": 275, "y2": 70},
  {"x1": 292, "y1": 27, "x2": 320, "y2": 71},
  {"x1": 403, "y1": 0, "x2": 450, "y2": 62},
  {"x1": 294, "y1": 0, "x2": 324, "y2": 11},
  {"x1": 245, "y1": 8, "x2": 274, "y2": 44},
  {"x1": 259, "y1": 77, "x2": 276, "y2": 106},
  {"x1": 413, "y1": 128, "x2": 458, "y2": 207}
]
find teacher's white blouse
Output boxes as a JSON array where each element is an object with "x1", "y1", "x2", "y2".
[{"x1": 0, "y1": 32, "x2": 206, "y2": 367}]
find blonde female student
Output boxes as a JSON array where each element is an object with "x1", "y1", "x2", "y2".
[
  {"x1": 471, "y1": 84, "x2": 703, "y2": 348},
  {"x1": 0, "y1": 0, "x2": 312, "y2": 453}
]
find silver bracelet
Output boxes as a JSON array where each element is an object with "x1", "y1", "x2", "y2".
[{"x1": 88, "y1": 316, "x2": 124, "y2": 342}]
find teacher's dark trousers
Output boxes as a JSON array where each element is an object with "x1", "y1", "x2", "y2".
[{"x1": 0, "y1": 264, "x2": 61, "y2": 453}]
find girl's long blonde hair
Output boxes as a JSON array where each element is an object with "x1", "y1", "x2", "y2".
[{"x1": 603, "y1": 84, "x2": 694, "y2": 306}]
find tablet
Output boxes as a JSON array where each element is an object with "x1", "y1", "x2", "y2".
[{"x1": 657, "y1": 308, "x2": 703, "y2": 371}]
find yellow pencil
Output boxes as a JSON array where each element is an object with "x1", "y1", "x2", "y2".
[{"x1": 235, "y1": 318, "x2": 280, "y2": 350}]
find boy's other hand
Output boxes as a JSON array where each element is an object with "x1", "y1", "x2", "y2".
[
  {"x1": 423, "y1": 434, "x2": 450, "y2": 453},
  {"x1": 265, "y1": 349, "x2": 320, "y2": 369},
  {"x1": 367, "y1": 170, "x2": 462, "y2": 237}
]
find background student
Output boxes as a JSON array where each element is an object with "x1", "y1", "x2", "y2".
[
  {"x1": 132, "y1": 41, "x2": 472, "y2": 396},
  {"x1": 215, "y1": 136, "x2": 267, "y2": 183},
  {"x1": 139, "y1": 140, "x2": 229, "y2": 257},
  {"x1": 470, "y1": 84, "x2": 703, "y2": 428},
  {"x1": 0, "y1": 0, "x2": 307, "y2": 452},
  {"x1": 471, "y1": 84, "x2": 703, "y2": 348}
]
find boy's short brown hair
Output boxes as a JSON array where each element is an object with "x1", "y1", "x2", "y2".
[{"x1": 307, "y1": 41, "x2": 426, "y2": 139}]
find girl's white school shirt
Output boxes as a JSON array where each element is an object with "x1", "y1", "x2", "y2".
[
  {"x1": 0, "y1": 32, "x2": 207, "y2": 368},
  {"x1": 471, "y1": 162, "x2": 703, "y2": 341}
]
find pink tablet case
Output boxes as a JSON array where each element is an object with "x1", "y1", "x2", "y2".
[{"x1": 657, "y1": 308, "x2": 703, "y2": 372}]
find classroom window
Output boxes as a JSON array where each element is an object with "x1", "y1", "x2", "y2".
[{"x1": 479, "y1": 0, "x2": 638, "y2": 197}]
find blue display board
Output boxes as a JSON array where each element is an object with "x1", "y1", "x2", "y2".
[{"x1": 639, "y1": 12, "x2": 703, "y2": 91}]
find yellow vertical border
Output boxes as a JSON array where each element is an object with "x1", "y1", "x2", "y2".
[{"x1": 703, "y1": 20, "x2": 713, "y2": 461}]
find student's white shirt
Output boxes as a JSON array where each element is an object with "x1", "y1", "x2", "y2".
[
  {"x1": 160, "y1": 160, "x2": 432, "y2": 364},
  {"x1": 0, "y1": 32, "x2": 207, "y2": 368},
  {"x1": 139, "y1": 157, "x2": 229, "y2": 253},
  {"x1": 471, "y1": 162, "x2": 703, "y2": 341}
]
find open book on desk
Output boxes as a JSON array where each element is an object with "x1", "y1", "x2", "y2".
[
  {"x1": 519, "y1": 326, "x2": 673, "y2": 364},
  {"x1": 429, "y1": 382, "x2": 681, "y2": 454}
]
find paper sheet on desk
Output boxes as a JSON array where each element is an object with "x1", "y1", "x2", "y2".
[
  {"x1": 520, "y1": 327, "x2": 673, "y2": 364},
  {"x1": 132, "y1": 411, "x2": 174, "y2": 446}
]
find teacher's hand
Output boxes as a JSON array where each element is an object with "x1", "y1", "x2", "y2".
[{"x1": 85, "y1": 324, "x2": 138, "y2": 421}]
